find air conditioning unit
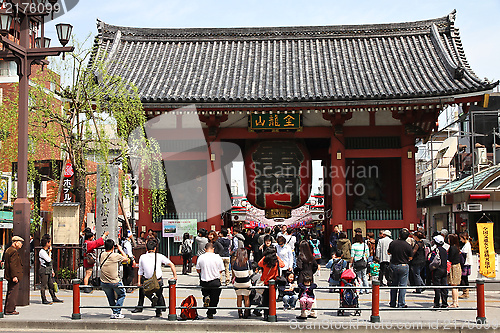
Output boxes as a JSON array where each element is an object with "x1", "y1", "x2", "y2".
[
  {"x1": 232, "y1": 213, "x2": 245, "y2": 222},
  {"x1": 312, "y1": 212, "x2": 324, "y2": 221},
  {"x1": 452, "y1": 202, "x2": 465, "y2": 212},
  {"x1": 476, "y1": 147, "x2": 488, "y2": 165},
  {"x1": 467, "y1": 203, "x2": 483, "y2": 212}
]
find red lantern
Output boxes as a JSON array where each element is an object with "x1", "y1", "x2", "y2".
[{"x1": 245, "y1": 140, "x2": 311, "y2": 219}]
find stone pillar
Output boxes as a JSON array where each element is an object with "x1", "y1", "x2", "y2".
[{"x1": 96, "y1": 165, "x2": 119, "y2": 242}]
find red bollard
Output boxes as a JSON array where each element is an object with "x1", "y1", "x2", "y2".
[
  {"x1": 371, "y1": 280, "x2": 380, "y2": 322},
  {"x1": 0, "y1": 277, "x2": 4, "y2": 318},
  {"x1": 476, "y1": 279, "x2": 486, "y2": 324},
  {"x1": 72, "y1": 279, "x2": 81, "y2": 320},
  {"x1": 168, "y1": 279, "x2": 177, "y2": 321},
  {"x1": 268, "y1": 279, "x2": 277, "y2": 322}
]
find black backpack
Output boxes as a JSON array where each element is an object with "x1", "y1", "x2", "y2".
[{"x1": 330, "y1": 259, "x2": 344, "y2": 281}]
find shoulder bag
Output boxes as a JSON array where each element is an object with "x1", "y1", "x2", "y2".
[
  {"x1": 353, "y1": 243, "x2": 367, "y2": 271},
  {"x1": 143, "y1": 252, "x2": 160, "y2": 297}
]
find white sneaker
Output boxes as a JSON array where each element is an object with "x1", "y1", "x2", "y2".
[{"x1": 111, "y1": 313, "x2": 124, "y2": 319}]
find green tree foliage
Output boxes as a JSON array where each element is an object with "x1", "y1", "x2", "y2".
[{"x1": 20, "y1": 38, "x2": 166, "y2": 228}]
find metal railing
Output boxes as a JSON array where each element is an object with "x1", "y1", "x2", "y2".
[{"x1": 65, "y1": 278, "x2": 488, "y2": 324}]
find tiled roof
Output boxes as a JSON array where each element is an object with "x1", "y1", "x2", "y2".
[
  {"x1": 429, "y1": 165, "x2": 500, "y2": 197},
  {"x1": 91, "y1": 11, "x2": 497, "y2": 105}
]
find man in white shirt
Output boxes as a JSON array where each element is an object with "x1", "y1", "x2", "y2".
[
  {"x1": 196, "y1": 242, "x2": 224, "y2": 319},
  {"x1": 276, "y1": 236, "x2": 293, "y2": 273},
  {"x1": 132, "y1": 240, "x2": 177, "y2": 317},
  {"x1": 99, "y1": 239, "x2": 129, "y2": 319},
  {"x1": 376, "y1": 230, "x2": 393, "y2": 286}
]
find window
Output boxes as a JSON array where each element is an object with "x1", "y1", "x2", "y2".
[{"x1": 0, "y1": 61, "x2": 16, "y2": 77}]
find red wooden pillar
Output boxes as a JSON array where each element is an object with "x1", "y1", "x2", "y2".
[
  {"x1": 370, "y1": 280, "x2": 380, "y2": 322},
  {"x1": 0, "y1": 277, "x2": 4, "y2": 318},
  {"x1": 476, "y1": 280, "x2": 486, "y2": 324},
  {"x1": 330, "y1": 133, "x2": 346, "y2": 231},
  {"x1": 207, "y1": 141, "x2": 223, "y2": 230},
  {"x1": 401, "y1": 133, "x2": 417, "y2": 229}
]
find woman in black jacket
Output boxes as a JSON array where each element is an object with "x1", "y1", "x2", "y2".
[
  {"x1": 294, "y1": 241, "x2": 318, "y2": 284},
  {"x1": 447, "y1": 234, "x2": 462, "y2": 307},
  {"x1": 410, "y1": 231, "x2": 426, "y2": 293}
]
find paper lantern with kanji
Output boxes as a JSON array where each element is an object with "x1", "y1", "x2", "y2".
[{"x1": 245, "y1": 140, "x2": 311, "y2": 219}]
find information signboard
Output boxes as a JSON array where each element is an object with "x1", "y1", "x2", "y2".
[{"x1": 162, "y1": 219, "x2": 197, "y2": 242}]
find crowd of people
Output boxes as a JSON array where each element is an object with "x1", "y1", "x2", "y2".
[
  {"x1": 4, "y1": 223, "x2": 471, "y2": 320},
  {"x1": 183, "y1": 224, "x2": 474, "y2": 320}
]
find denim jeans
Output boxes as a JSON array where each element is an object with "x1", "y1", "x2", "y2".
[
  {"x1": 101, "y1": 281, "x2": 126, "y2": 314},
  {"x1": 355, "y1": 268, "x2": 369, "y2": 294},
  {"x1": 389, "y1": 264, "x2": 409, "y2": 307},
  {"x1": 410, "y1": 264, "x2": 425, "y2": 292},
  {"x1": 283, "y1": 294, "x2": 298, "y2": 309}
]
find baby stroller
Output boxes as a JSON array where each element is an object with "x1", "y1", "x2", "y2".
[{"x1": 337, "y1": 268, "x2": 360, "y2": 316}]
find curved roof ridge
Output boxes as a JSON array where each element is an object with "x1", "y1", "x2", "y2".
[
  {"x1": 451, "y1": 165, "x2": 500, "y2": 192},
  {"x1": 90, "y1": 11, "x2": 498, "y2": 104},
  {"x1": 96, "y1": 13, "x2": 453, "y2": 41}
]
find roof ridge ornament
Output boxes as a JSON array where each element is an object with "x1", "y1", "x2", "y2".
[{"x1": 448, "y1": 9, "x2": 457, "y2": 24}]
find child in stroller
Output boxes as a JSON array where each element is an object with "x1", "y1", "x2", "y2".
[{"x1": 337, "y1": 268, "x2": 360, "y2": 316}]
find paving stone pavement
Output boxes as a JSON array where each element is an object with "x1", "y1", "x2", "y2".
[{"x1": 0, "y1": 267, "x2": 499, "y2": 332}]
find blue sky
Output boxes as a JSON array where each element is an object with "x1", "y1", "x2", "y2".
[{"x1": 45, "y1": 0, "x2": 500, "y2": 83}]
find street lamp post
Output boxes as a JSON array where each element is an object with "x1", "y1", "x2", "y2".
[{"x1": 0, "y1": 0, "x2": 73, "y2": 306}]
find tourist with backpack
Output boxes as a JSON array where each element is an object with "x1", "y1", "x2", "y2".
[
  {"x1": 326, "y1": 249, "x2": 347, "y2": 292},
  {"x1": 181, "y1": 233, "x2": 193, "y2": 275},
  {"x1": 429, "y1": 235, "x2": 448, "y2": 308},
  {"x1": 309, "y1": 233, "x2": 322, "y2": 265}
]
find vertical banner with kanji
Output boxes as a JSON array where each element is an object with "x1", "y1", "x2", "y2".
[
  {"x1": 61, "y1": 160, "x2": 74, "y2": 202},
  {"x1": 477, "y1": 222, "x2": 496, "y2": 278},
  {"x1": 96, "y1": 165, "x2": 119, "y2": 242}
]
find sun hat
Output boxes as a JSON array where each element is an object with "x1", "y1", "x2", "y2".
[{"x1": 433, "y1": 235, "x2": 444, "y2": 245}]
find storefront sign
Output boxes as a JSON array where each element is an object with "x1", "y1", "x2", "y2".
[
  {"x1": 477, "y1": 222, "x2": 496, "y2": 278},
  {"x1": 162, "y1": 219, "x2": 197, "y2": 242},
  {"x1": 249, "y1": 114, "x2": 301, "y2": 131}
]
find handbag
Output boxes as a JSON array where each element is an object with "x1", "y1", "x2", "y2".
[
  {"x1": 353, "y1": 244, "x2": 367, "y2": 271},
  {"x1": 143, "y1": 253, "x2": 160, "y2": 297},
  {"x1": 85, "y1": 252, "x2": 96, "y2": 265}
]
